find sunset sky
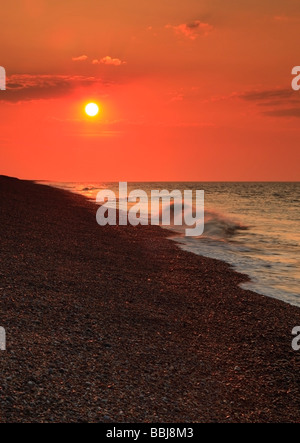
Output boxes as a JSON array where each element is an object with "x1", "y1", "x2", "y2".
[{"x1": 0, "y1": 0, "x2": 300, "y2": 181}]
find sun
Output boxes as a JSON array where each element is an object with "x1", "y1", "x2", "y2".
[{"x1": 85, "y1": 103, "x2": 99, "y2": 117}]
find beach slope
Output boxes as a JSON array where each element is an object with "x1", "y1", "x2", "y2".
[{"x1": 0, "y1": 176, "x2": 299, "y2": 423}]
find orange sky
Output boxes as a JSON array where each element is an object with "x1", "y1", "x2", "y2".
[{"x1": 0, "y1": 0, "x2": 300, "y2": 181}]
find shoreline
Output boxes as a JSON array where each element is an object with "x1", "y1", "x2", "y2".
[
  {"x1": 0, "y1": 175, "x2": 300, "y2": 423},
  {"x1": 45, "y1": 180, "x2": 300, "y2": 309}
]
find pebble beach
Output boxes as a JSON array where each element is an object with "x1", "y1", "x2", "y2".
[{"x1": 0, "y1": 176, "x2": 299, "y2": 423}]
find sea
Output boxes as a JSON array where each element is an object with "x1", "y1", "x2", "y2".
[{"x1": 41, "y1": 181, "x2": 300, "y2": 307}]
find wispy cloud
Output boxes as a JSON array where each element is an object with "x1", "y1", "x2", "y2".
[
  {"x1": 72, "y1": 55, "x2": 89, "y2": 62},
  {"x1": 92, "y1": 56, "x2": 126, "y2": 66},
  {"x1": 72, "y1": 54, "x2": 126, "y2": 66},
  {"x1": 273, "y1": 15, "x2": 300, "y2": 23},
  {"x1": 239, "y1": 88, "x2": 300, "y2": 118},
  {"x1": 166, "y1": 20, "x2": 213, "y2": 40},
  {"x1": 263, "y1": 108, "x2": 300, "y2": 118},
  {"x1": 1, "y1": 74, "x2": 101, "y2": 103},
  {"x1": 240, "y1": 89, "x2": 294, "y2": 102}
]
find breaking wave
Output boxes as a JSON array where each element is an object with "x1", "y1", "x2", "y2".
[
  {"x1": 162, "y1": 201, "x2": 248, "y2": 241},
  {"x1": 202, "y1": 211, "x2": 248, "y2": 240}
]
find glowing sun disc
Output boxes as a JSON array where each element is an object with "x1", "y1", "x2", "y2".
[{"x1": 85, "y1": 103, "x2": 99, "y2": 117}]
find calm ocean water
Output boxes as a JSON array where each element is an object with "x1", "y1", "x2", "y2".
[{"x1": 42, "y1": 182, "x2": 300, "y2": 307}]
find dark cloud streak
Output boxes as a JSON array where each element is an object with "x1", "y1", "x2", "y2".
[
  {"x1": 239, "y1": 88, "x2": 300, "y2": 118},
  {"x1": 240, "y1": 89, "x2": 294, "y2": 101},
  {"x1": 0, "y1": 75, "x2": 103, "y2": 103},
  {"x1": 263, "y1": 108, "x2": 300, "y2": 118}
]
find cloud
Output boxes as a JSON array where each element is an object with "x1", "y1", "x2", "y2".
[
  {"x1": 240, "y1": 89, "x2": 294, "y2": 102},
  {"x1": 0, "y1": 74, "x2": 101, "y2": 103},
  {"x1": 238, "y1": 88, "x2": 300, "y2": 118},
  {"x1": 273, "y1": 15, "x2": 299, "y2": 23},
  {"x1": 72, "y1": 55, "x2": 89, "y2": 62},
  {"x1": 170, "y1": 93, "x2": 184, "y2": 102},
  {"x1": 72, "y1": 54, "x2": 126, "y2": 66},
  {"x1": 263, "y1": 108, "x2": 300, "y2": 118},
  {"x1": 92, "y1": 56, "x2": 126, "y2": 66},
  {"x1": 166, "y1": 20, "x2": 213, "y2": 40}
]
